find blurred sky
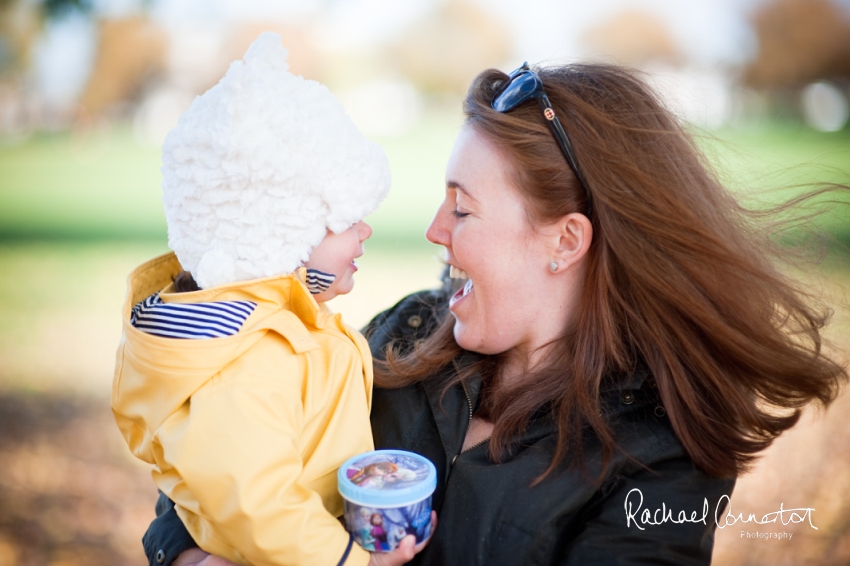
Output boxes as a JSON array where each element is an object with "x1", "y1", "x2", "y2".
[
  {"x1": 14, "y1": 0, "x2": 850, "y2": 138},
  {"x1": 20, "y1": 0, "x2": 793, "y2": 137},
  {"x1": 76, "y1": 0, "x2": 846, "y2": 61},
  {"x1": 92, "y1": 0, "x2": 764, "y2": 64}
]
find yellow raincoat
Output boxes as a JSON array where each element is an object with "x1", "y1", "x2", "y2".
[{"x1": 112, "y1": 252, "x2": 373, "y2": 566}]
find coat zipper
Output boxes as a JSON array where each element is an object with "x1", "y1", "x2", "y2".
[
  {"x1": 461, "y1": 437, "x2": 490, "y2": 454},
  {"x1": 453, "y1": 374, "x2": 550, "y2": 465},
  {"x1": 453, "y1": 413, "x2": 549, "y2": 464},
  {"x1": 453, "y1": 380, "x2": 476, "y2": 465},
  {"x1": 460, "y1": 379, "x2": 474, "y2": 431}
]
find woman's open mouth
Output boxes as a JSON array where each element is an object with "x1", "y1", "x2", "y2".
[{"x1": 449, "y1": 267, "x2": 473, "y2": 308}]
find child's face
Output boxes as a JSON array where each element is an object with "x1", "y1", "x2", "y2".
[{"x1": 307, "y1": 220, "x2": 372, "y2": 302}]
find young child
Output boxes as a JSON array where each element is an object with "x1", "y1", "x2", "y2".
[{"x1": 112, "y1": 33, "x2": 393, "y2": 566}]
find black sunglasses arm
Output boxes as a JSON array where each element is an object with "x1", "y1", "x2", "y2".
[{"x1": 535, "y1": 93, "x2": 593, "y2": 217}]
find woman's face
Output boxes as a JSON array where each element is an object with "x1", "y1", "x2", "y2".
[{"x1": 426, "y1": 126, "x2": 578, "y2": 362}]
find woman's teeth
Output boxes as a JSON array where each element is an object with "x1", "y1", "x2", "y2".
[{"x1": 449, "y1": 265, "x2": 469, "y2": 279}]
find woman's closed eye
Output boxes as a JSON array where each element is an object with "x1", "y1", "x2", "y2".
[{"x1": 451, "y1": 209, "x2": 470, "y2": 219}]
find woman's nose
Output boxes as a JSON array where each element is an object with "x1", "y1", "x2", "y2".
[{"x1": 425, "y1": 203, "x2": 451, "y2": 247}]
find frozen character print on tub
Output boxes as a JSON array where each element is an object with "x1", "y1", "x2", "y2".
[
  {"x1": 339, "y1": 450, "x2": 437, "y2": 552},
  {"x1": 356, "y1": 508, "x2": 377, "y2": 551},
  {"x1": 370, "y1": 514, "x2": 388, "y2": 550},
  {"x1": 387, "y1": 522, "x2": 410, "y2": 550},
  {"x1": 345, "y1": 453, "x2": 428, "y2": 490},
  {"x1": 349, "y1": 461, "x2": 398, "y2": 487}
]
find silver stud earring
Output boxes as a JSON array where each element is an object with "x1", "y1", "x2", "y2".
[{"x1": 549, "y1": 261, "x2": 558, "y2": 272}]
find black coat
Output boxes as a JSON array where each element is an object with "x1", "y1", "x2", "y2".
[
  {"x1": 143, "y1": 289, "x2": 735, "y2": 566},
  {"x1": 365, "y1": 290, "x2": 734, "y2": 566}
]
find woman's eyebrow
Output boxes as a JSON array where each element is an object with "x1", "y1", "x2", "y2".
[{"x1": 447, "y1": 180, "x2": 478, "y2": 202}]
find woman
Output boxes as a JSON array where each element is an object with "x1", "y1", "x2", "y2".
[{"x1": 146, "y1": 62, "x2": 847, "y2": 565}]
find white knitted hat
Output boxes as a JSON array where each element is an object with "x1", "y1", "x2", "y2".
[{"x1": 161, "y1": 32, "x2": 391, "y2": 289}]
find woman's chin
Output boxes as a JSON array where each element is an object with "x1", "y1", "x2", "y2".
[
  {"x1": 452, "y1": 322, "x2": 488, "y2": 354},
  {"x1": 452, "y1": 322, "x2": 474, "y2": 350},
  {"x1": 454, "y1": 322, "x2": 516, "y2": 356}
]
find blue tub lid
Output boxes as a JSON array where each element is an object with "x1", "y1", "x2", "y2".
[{"x1": 338, "y1": 450, "x2": 437, "y2": 507}]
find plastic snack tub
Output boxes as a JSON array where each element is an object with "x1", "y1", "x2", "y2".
[{"x1": 338, "y1": 449, "x2": 437, "y2": 552}]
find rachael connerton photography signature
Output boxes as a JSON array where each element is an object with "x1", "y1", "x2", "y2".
[{"x1": 623, "y1": 489, "x2": 818, "y2": 530}]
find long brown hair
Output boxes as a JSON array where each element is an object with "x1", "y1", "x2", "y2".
[{"x1": 375, "y1": 63, "x2": 848, "y2": 479}]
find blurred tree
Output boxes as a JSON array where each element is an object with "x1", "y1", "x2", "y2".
[
  {"x1": 39, "y1": 0, "x2": 91, "y2": 19},
  {"x1": 223, "y1": 24, "x2": 323, "y2": 84},
  {"x1": 743, "y1": 0, "x2": 850, "y2": 88},
  {"x1": 580, "y1": 9, "x2": 683, "y2": 68},
  {"x1": 0, "y1": 0, "x2": 41, "y2": 75},
  {"x1": 391, "y1": 0, "x2": 511, "y2": 95},
  {"x1": 78, "y1": 17, "x2": 167, "y2": 115}
]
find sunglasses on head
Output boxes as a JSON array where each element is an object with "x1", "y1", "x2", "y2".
[{"x1": 491, "y1": 63, "x2": 592, "y2": 217}]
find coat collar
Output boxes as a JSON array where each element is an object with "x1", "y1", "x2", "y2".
[{"x1": 127, "y1": 252, "x2": 331, "y2": 331}]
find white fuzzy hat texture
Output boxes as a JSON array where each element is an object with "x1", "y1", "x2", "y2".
[{"x1": 161, "y1": 32, "x2": 391, "y2": 289}]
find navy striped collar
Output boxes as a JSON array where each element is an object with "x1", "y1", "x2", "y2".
[{"x1": 131, "y1": 293, "x2": 257, "y2": 340}]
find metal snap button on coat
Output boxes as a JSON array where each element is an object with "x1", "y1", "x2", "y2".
[
  {"x1": 156, "y1": 549, "x2": 166, "y2": 564},
  {"x1": 407, "y1": 315, "x2": 423, "y2": 328},
  {"x1": 621, "y1": 392, "x2": 635, "y2": 405}
]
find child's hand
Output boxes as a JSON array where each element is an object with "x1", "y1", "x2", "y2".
[
  {"x1": 173, "y1": 548, "x2": 240, "y2": 566},
  {"x1": 367, "y1": 511, "x2": 437, "y2": 566}
]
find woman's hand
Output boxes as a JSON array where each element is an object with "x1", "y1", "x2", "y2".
[
  {"x1": 367, "y1": 511, "x2": 436, "y2": 566},
  {"x1": 172, "y1": 548, "x2": 240, "y2": 566}
]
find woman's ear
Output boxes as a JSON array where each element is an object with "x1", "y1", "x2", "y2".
[{"x1": 550, "y1": 213, "x2": 592, "y2": 272}]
